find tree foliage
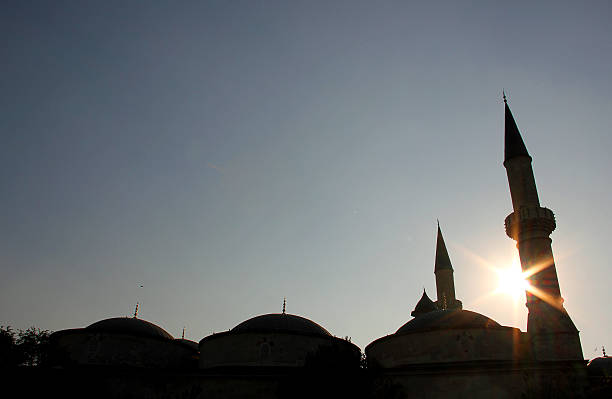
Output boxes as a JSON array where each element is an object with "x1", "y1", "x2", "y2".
[{"x1": 0, "y1": 326, "x2": 52, "y2": 367}]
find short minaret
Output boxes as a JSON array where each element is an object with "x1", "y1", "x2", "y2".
[
  {"x1": 434, "y1": 223, "x2": 462, "y2": 310},
  {"x1": 502, "y1": 96, "x2": 583, "y2": 361}
]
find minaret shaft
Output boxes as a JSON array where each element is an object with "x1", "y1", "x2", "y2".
[
  {"x1": 435, "y1": 270, "x2": 456, "y2": 306},
  {"x1": 504, "y1": 156, "x2": 540, "y2": 211},
  {"x1": 505, "y1": 157, "x2": 563, "y2": 304},
  {"x1": 517, "y1": 234, "x2": 563, "y2": 302}
]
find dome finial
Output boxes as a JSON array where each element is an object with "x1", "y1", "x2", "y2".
[
  {"x1": 282, "y1": 297, "x2": 286, "y2": 314},
  {"x1": 603, "y1": 346, "x2": 607, "y2": 357},
  {"x1": 182, "y1": 326, "x2": 185, "y2": 339},
  {"x1": 133, "y1": 302, "x2": 139, "y2": 318}
]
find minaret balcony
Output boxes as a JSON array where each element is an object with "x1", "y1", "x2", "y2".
[{"x1": 505, "y1": 206, "x2": 556, "y2": 240}]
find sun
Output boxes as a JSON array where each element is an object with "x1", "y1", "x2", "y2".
[{"x1": 495, "y1": 259, "x2": 529, "y2": 300}]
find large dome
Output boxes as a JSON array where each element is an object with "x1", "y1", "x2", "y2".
[
  {"x1": 396, "y1": 309, "x2": 501, "y2": 334},
  {"x1": 86, "y1": 317, "x2": 174, "y2": 340},
  {"x1": 232, "y1": 313, "x2": 331, "y2": 336}
]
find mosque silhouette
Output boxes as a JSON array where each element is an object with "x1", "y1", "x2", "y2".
[{"x1": 39, "y1": 99, "x2": 608, "y2": 398}]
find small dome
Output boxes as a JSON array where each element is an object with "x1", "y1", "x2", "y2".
[
  {"x1": 174, "y1": 338, "x2": 199, "y2": 350},
  {"x1": 411, "y1": 290, "x2": 437, "y2": 317},
  {"x1": 587, "y1": 356, "x2": 612, "y2": 377},
  {"x1": 232, "y1": 313, "x2": 331, "y2": 336},
  {"x1": 396, "y1": 309, "x2": 501, "y2": 334},
  {"x1": 87, "y1": 317, "x2": 173, "y2": 340}
]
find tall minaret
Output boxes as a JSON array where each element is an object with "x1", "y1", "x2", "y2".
[
  {"x1": 434, "y1": 223, "x2": 462, "y2": 310},
  {"x1": 502, "y1": 95, "x2": 583, "y2": 361}
]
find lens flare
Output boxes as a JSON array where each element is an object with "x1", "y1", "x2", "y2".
[{"x1": 495, "y1": 259, "x2": 529, "y2": 301}]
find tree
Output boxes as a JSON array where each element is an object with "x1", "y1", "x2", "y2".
[
  {"x1": 0, "y1": 326, "x2": 52, "y2": 367},
  {"x1": 16, "y1": 327, "x2": 51, "y2": 366},
  {"x1": 0, "y1": 326, "x2": 21, "y2": 367}
]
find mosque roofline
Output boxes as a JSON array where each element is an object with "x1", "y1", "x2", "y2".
[
  {"x1": 50, "y1": 316, "x2": 176, "y2": 342},
  {"x1": 364, "y1": 323, "x2": 522, "y2": 353},
  {"x1": 49, "y1": 326, "x2": 176, "y2": 344},
  {"x1": 198, "y1": 328, "x2": 361, "y2": 349},
  {"x1": 232, "y1": 313, "x2": 332, "y2": 336}
]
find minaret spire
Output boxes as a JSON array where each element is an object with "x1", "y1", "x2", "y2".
[
  {"x1": 434, "y1": 223, "x2": 461, "y2": 310},
  {"x1": 504, "y1": 94, "x2": 530, "y2": 164},
  {"x1": 434, "y1": 223, "x2": 453, "y2": 272},
  {"x1": 502, "y1": 98, "x2": 582, "y2": 361}
]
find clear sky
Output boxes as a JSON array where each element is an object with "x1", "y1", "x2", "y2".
[{"x1": 2, "y1": 1, "x2": 610, "y2": 359}]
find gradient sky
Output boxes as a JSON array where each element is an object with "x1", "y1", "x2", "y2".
[{"x1": 2, "y1": 1, "x2": 610, "y2": 359}]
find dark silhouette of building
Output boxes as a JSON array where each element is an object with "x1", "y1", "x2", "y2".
[
  {"x1": 38, "y1": 98, "x2": 592, "y2": 398},
  {"x1": 587, "y1": 349, "x2": 612, "y2": 398}
]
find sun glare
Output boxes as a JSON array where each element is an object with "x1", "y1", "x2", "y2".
[{"x1": 495, "y1": 259, "x2": 529, "y2": 301}]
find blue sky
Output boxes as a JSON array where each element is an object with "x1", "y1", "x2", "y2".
[{"x1": 2, "y1": 1, "x2": 610, "y2": 359}]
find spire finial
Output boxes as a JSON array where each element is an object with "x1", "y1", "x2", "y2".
[
  {"x1": 503, "y1": 89, "x2": 507, "y2": 104},
  {"x1": 182, "y1": 326, "x2": 185, "y2": 339},
  {"x1": 282, "y1": 297, "x2": 286, "y2": 314},
  {"x1": 133, "y1": 302, "x2": 139, "y2": 318}
]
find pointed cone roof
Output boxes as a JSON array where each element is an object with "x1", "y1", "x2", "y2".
[
  {"x1": 435, "y1": 224, "x2": 453, "y2": 272},
  {"x1": 411, "y1": 289, "x2": 437, "y2": 317},
  {"x1": 504, "y1": 98, "x2": 530, "y2": 163}
]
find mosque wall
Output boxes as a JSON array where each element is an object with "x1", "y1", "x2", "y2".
[
  {"x1": 366, "y1": 327, "x2": 527, "y2": 368},
  {"x1": 371, "y1": 365, "x2": 528, "y2": 399},
  {"x1": 51, "y1": 330, "x2": 197, "y2": 369},
  {"x1": 7, "y1": 366, "x2": 367, "y2": 399},
  {"x1": 200, "y1": 331, "x2": 359, "y2": 369},
  {"x1": 6, "y1": 359, "x2": 594, "y2": 399}
]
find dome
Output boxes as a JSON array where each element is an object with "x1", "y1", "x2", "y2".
[
  {"x1": 174, "y1": 338, "x2": 199, "y2": 350},
  {"x1": 411, "y1": 290, "x2": 437, "y2": 317},
  {"x1": 232, "y1": 313, "x2": 331, "y2": 336},
  {"x1": 86, "y1": 317, "x2": 174, "y2": 340},
  {"x1": 396, "y1": 309, "x2": 501, "y2": 334},
  {"x1": 587, "y1": 356, "x2": 612, "y2": 377}
]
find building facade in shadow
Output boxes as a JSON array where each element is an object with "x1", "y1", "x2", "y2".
[{"x1": 38, "y1": 99, "x2": 592, "y2": 398}]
